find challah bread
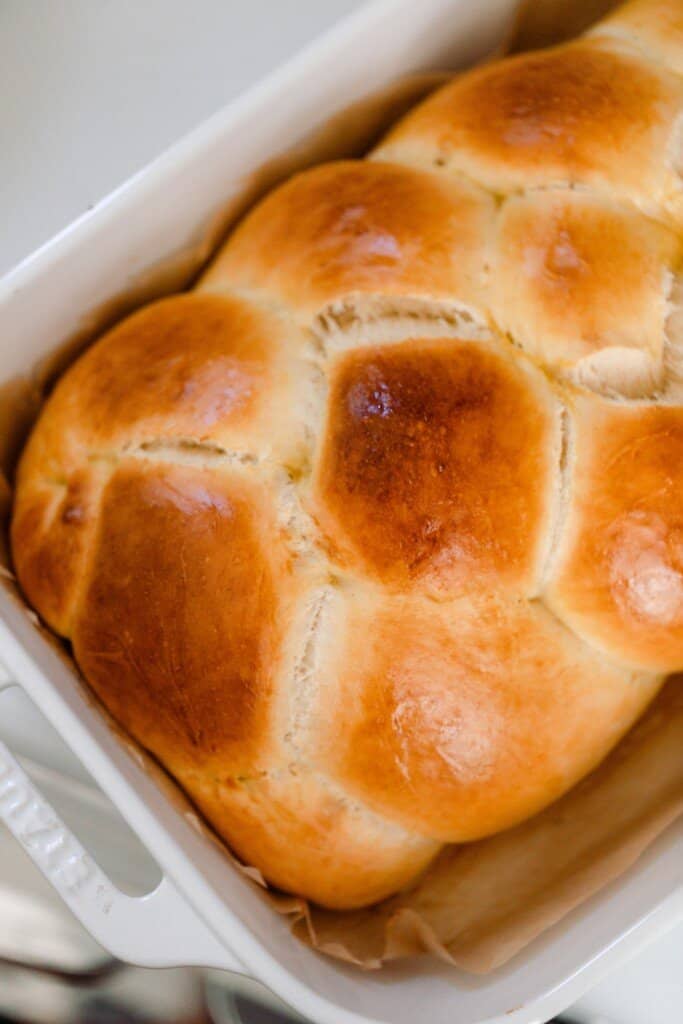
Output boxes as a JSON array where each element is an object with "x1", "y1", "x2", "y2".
[{"x1": 11, "y1": 0, "x2": 683, "y2": 909}]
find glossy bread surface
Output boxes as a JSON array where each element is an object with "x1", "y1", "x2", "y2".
[
  {"x1": 375, "y1": 38, "x2": 683, "y2": 225},
  {"x1": 311, "y1": 337, "x2": 559, "y2": 595},
  {"x1": 547, "y1": 398, "x2": 683, "y2": 672},
  {"x1": 201, "y1": 160, "x2": 495, "y2": 324}
]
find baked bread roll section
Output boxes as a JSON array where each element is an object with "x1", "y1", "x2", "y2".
[{"x1": 11, "y1": 0, "x2": 682, "y2": 909}]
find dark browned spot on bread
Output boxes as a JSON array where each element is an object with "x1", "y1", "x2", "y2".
[
  {"x1": 73, "y1": 460, "x2": 283, "y2": 774},
  {"x1": 312, "y1": 338, "x2": 557, "y2": 594}
]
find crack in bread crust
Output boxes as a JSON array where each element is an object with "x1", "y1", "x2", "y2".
[{"x1": 537, "y1": 403, "x2": 573, "y2": 595}]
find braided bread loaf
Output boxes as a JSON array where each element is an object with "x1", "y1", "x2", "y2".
[{"x1": 11, "y1": 0, "x2": 683, "y2": 909}]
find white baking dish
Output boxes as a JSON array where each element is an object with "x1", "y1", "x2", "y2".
[{"x1": 0, "y1": 1, "x2": 681, "y2": 1022}]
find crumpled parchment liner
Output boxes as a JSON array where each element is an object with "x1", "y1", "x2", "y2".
[{"x1": 287, "y1": 677, "x2": 683, "y2": 971}]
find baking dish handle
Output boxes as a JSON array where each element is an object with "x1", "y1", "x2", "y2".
[{"x1": 0, "y1": 733, "x2": 246, "y2": 974}]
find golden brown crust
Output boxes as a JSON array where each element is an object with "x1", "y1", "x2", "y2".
[
  {"x1": 547, "y1": 397, "x2": 683, "y2": 672},
  {"x1": 10, "y1": 0, "x2": 683, "y2": 911},
  {"x1": 311, "y1": 337, "x2": 559, "y2": 595},
  {"x1": 200, "y1": 160, "x2": 494, "y2": 323},
  {"x1": 376, "y1": 39, "x2": 683, "y2": 225},
  {"x1": 72, "y1": 459, "x2": 292, "y2": 776},
  {"x1": 492, "y1": 190, "x2": 681, "y2": 395},
  {"x1": 185, "y1": 769, "x2": 439, "y2": 910},
  {"x1": 11, "y1": 466, "x2": 108, "y2": 635},
  {"x1": 591, "y1": 0, "x2": 683, "y2": 74},
  {"x1": 306, "y1": 587, "x2": 661, "y2": 840},
  {"x1": 21, "y1": 292, "x2": 311, "y2": 470},
  {"x1": 72, "y1": 458, "x2": 439, "y2": 909}
]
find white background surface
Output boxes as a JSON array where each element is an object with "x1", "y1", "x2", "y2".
[
  {"x1": 0, "y1": 3, "x2": 681, "y2": 1022},
  {"x1": 0, "y1": 0, "x2": 361, "y2": 277}
]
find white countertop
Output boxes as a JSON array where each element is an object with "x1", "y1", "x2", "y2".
[
  {"x1": 0, "y1": 0, "x2": 362, "y2": 277},
  {"x1": 0, "y1": 3, "x2": 681, "y2": 1022}
]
